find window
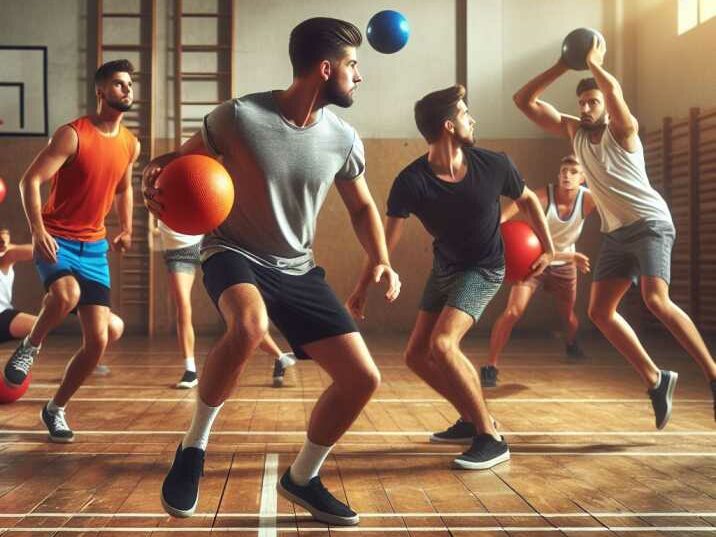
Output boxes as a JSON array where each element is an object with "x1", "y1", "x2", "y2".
[
  {"x1": 679, "y1": 0, "x2": 716, "y2": 34},
  {"x1": 701, "y1": 0, "x2": 716, "y2": 22}
]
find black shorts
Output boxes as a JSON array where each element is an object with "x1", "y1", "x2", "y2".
[
  {"x1": 202, "y1": 250, "x2": 358, "y2": 360},
  {"x1": 0, "y1": 309, "x2": 22, "y2": 344},
  {"x1": 42, "y1": 273, "x2": 111, "y2": 308}
]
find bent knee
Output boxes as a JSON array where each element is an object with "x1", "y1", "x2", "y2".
[
  {"x1": 227, "y1": 315, "x2": 269, "y2": 347},
  {"x1": 504, "y1": 306, "x2": 524, "y2": 323},
  {"x1": 430, "y1": 334, "x2": 459, "y2": 360},
  {"x1": 349, "y1": 364, "x2": 381, "y2": 396},
  {"x1": 108, "y1": 315, "x2": 125, "y2": 342},
  {"x1": 49, "y1": 282, "x2": 81, "y2": 310}
]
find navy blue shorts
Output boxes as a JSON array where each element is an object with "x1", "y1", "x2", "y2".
[{"x1": 202, "y1": 250, "x2": 358, "y2": 360}]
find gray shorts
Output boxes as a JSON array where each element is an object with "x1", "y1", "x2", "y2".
[
  {"x1": 420, "y1": 265, "x2": 504, "y2": 323},
  {"x1": 594, "y1": 219, "x2": 675, "y2": 284},
  {"x1": 163, "y1": 243, "x2": 201, "y2": 274}
]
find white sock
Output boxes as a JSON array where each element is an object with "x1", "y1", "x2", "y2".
[
  {"x1": 47, "y1": 399, "x2": 64, "y2": 414},
  {"x1": 278, "y1": 352, "x2": 297, "y2": 367},
  {"x1": 182, "y1": 396, "x2": 223, "y2": 451},
  {"x1": 185, "y1": 356, "x2": 196, "y2": 373},
  {"x1": 289, "y1": 438, "x2": 333, "y2": 486}
]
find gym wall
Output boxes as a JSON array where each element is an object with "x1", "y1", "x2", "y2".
[
  {"x1": 0, "y1": 0, "x2": 697, "y2": 336},
  {"x1": 625, "y1": 0, "x2": 716, "y2": 125}
]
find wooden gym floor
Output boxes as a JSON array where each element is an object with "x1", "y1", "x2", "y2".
[{"x1": 0, "y1": 333, "x2": 714, "y2": 536}]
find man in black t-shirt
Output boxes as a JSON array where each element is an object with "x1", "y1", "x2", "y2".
[{"x1": 347, "y1": 85, "x2": 555, "y2": 470}]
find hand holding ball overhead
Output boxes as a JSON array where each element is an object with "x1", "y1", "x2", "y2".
[
  {"x1": 561, "y1": 28, "x2": 606, "y2": 70},
  {"x1": 367, "y1": 10, "x2": 410, "y2": 54},
  {"x1": 143, "y1": 155, "x2": 234, "y2": 235}
]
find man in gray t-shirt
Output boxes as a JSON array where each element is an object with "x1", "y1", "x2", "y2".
[
  {"x1": 200, "y1": 90, "x2": 365, "y2": 274},
  {"x1": 143, "y1": 18, "x2": 399, "y2": 527}
]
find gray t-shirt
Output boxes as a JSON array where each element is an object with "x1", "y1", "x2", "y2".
[{"x1": 200, "y1": 91, "x2": 365, "y2": 274}]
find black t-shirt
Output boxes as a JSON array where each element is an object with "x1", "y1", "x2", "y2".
[{"x1": 387, "y1": 147, "x2": 525, "y2": 273}]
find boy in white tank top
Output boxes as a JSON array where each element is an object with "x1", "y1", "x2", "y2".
[
  {"x1": 481, "y1": 156, "x2": 596, "y2": 388},
  {"x1": 514, "y1": 36, "x2": 716, "y2": 428}
]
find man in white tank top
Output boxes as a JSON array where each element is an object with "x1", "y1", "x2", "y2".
[
  {"x1": 514, "y1": 37, "x2": 716, "y2": 428},
  {"x1": 481, "y1": 156, "x2": 596, "y2": 388}
]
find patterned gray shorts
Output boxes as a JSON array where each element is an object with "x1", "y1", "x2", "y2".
[
  {"x1": 420, "y1": 265, "x2": 505, "y2": 323},
  {"x1": 163, "y1": 243, "x2": 201, "y2": 274},
  {"x1": 594, "y1": 219, "x2": 675, "y2": 284}
]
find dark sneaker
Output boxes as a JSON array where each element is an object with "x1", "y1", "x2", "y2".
[
  {"x1": 40, "y1": 403, "x2": 74, "y2": 443},
  {"x1": 272, "y1": 359, "x2": 287, "y2": 387},
  {"x1": 277, "y1": 468, "x2": 359, "y2": 526},
  {"x1": 4, "y1": 340, "x2": 39, "y2": 387},
  {"x1": 161, "y1": 443, "x2": 205, "y2": 518},
  {"x1": 565, "y1": 341, "x2": 585, "y2": 359},
  {"x1": 430, "y1": 418, "x2": 476, "y2": 444},
  {"x1": 453, "y1": 434, "x2": 510, "y2": 470},
  {"x1": 480, "y1": 365, "x2": 498, "y2": 388},
  {"x1": 272, "y1": 353, "x2": 296, "y2": 387},
  {"x1": 175, "y1": 370, "x2": 198, "y2": 389},
  {"x1": 710, "y1": 380, "x2": 716, "y2": 422},
  {"x1": 648, "y1": 370, "x2": 678, "y2": 430}
]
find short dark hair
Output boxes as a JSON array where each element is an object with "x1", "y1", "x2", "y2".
[
  {"x1": 289, "y1": 17, "x2": 362, "y2": 77},
  {"x1": 94, "y1": 59, "x2": 134, "y2": 86},
  {"x1": 576, "y1": 77, "x2": 599, "y2": 96},
  {"x1": 414, "y1": 85, "x2": 466, "y2": 143},
  {"x1": 560, "y1": 154, "x2": 580, "y2": 166}
]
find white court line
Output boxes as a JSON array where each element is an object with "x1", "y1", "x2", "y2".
[
  {"x1": 0, "y1": 445, "x2": 713, "y2": 457},
  {"x1": 259, "y1": 453, "x2": 279, "y2": 537},
  {"x1": 19, "y1": 393, "x2": 715, "y2": 404},
  {"x1": 1, "y1": 525, "x2": 715, "y2": 532},
  {"x1": 1, "y1": 511, "x2": 715, "y2": 518},
  {"x1": 2, "y1": 429, "x2": 716, "y2": 437}
]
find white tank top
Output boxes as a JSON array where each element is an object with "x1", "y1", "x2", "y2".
[
  {"x1": 573, "y1": 126, "x2": 672, "y2": 233},
  {"x1": 545, "y1": 184, "x2": 587, "y2": 266},
  {"x1": 158, "y1": 220, "x2": 203, "y2": 251},
  {"x1": 0, "y1": 265, "x2": 15, "y2": 311}
]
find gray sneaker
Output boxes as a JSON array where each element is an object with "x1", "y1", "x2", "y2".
[
  {"x1": 41, "y1": 403, "x2": 74, "y2": 443},
  {"x1": 647, "y1": 370, "x2": 678, "y2": 430},
  {"x1": 3, "y1": 339, "x2": 39, "y2": 387}
]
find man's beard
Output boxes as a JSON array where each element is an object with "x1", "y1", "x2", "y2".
[
  {"x1": 580, "y1": 113, "x2": 607, "y2": 131},
  {"x1": 107, "y1": 98, "x2": 132, "y2": 112},
  {"x1": 324, "y1": 76, "x2": 354, "y2": 108}
]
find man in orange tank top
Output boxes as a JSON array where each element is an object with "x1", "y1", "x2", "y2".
[{"x1": 2, "y1": 60, "x2": 140, "y2": 443}]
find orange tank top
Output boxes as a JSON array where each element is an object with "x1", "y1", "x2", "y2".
[{"x1": 42, "y1": 116, "x2": 136, "y2": 241}]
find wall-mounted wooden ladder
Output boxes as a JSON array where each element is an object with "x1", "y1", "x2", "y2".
[
  {"x1": 173, "y1": 0, "x2": 235, "y2": 149},
  {"x1": 94, "y1": 0, "x2": 157, "y2": 335}
]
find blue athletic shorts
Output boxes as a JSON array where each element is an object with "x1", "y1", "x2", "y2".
[{"x1": 34, "y1": 236, "x2": 111, "y2": 307}]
